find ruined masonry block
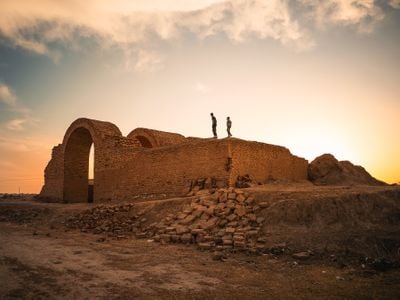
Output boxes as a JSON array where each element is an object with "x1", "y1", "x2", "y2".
[{"x1": 40, "y1": 117, "x2": 308, "y2": 203}]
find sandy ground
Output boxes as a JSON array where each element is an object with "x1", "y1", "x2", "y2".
[{"x1": 0, "y1": 185, "x2": 400, "y2": 299}]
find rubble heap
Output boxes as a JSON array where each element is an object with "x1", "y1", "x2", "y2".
[
  {"x1": 66, "y1": 188, "x2": 270, "y2": 253},
  {"x1": 143, "y1": 188, "x2": 268, "y2": 253}
]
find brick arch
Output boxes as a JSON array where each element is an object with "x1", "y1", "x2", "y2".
[
  {"x1": 127, "y1": 128, "x2": 158, "y2": 148},
  {"x1": 62, "y1": 118, "x2": 122, "y2": 203},
  {"x1": 62, "y1": 118, "x2": 122, "y2": 146},
  {"x1": 127, "y1": 128, "x2": 186, "y2": 148},
  {"x1": 135, "y1": 135, "x2": 153, "y2": 148}
]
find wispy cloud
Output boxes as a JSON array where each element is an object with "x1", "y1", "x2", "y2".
[
  {"x1": 0, "y1": 0, "x2": 398, "y2": 65},
  {"x1": 389, "y1": 0, "x2": 400, "y2": 9},
  {"x1": 5, "y1": 118, "x2": 28, "y2": 131},
  {"x1": 0, "y1": 83, "x2": 37, "y2": 131},
  {"x1": 300, "y1": 0, "x2": 385, "y2": 32},
  {"x1": 0, "y1": 83, "x2": 16, "y2": 107},
  {"x1": 0, "y1": 83, "x2": 30, "y2": 114},
  {"x1": 134, "y1": 49, "x2": 164, "y2": 72},
  {"x1": 0, "y1": 0, "x2": 313, "y2": 59}
]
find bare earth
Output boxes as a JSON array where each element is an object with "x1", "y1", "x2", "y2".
[{"x1": 1, "y1": 184, "x2": 400, "y2": 299}]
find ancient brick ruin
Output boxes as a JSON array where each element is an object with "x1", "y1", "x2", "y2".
[{"x1": 40, "y1": 118, "x2": 308, "y2": 203}]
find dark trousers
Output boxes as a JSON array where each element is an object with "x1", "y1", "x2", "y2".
[
  {"x1": 212, "y1": 125, "x2": 217, "y2": 138},
  {"x1": 227, "y1": 127, "x2": 232, "y2": 137}
]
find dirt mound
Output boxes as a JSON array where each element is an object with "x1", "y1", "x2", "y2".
[
  {"x1": 249, "y1": 188, "x2": 400, "y2": 264},
  {"x1": 308, "y1": 154, "x2": 385, "y2": 185},
  {"x1": 257, "y1": 190, "x2": 400, "y2": 228}
]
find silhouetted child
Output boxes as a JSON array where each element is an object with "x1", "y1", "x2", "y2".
[
  {"x1": 227, "y1": 116, "x2": 232, "y2": 137},
  {"x1": 210, "y1": 112, "x2": 217, "y2": 138}
]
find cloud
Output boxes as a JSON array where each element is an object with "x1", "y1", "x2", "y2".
[
  {"x1": 0, "y1": 83, "x2": 30, "y2": 114},
  {"x1": 0, "y1": 83, "x2": 16, "y2": 107},
  {"x1": 180, "y1": 0, "x2": 315, "y2": 49},
  {"x1": 5, "y1": 119, "x2": 27, "y2": 131},
  {"x1": 300, "y1": 0, "x2": 385, "y2": 32},
  {"x1": 2, "y1": 115, "x2": 38, "y2": 131},
  {"x1": 0, "y1": 82, "x2": 30, "y2": 115},
  {"x1": 0, "y1": 1, "x2": 217, "y2": 56},
  {"x1": 0, "y1": 0, "x2": 397, "y2": 63},
  {"x1": 0, "y1": 83, "x2": 37, "y2": 131},
  {"x1": 0, "y1": 0, "x2": 309, "y2": 55},
  {"x1": 389, "y1": 0, "x2": 400, "y2": 9},
  {"x1": 134, "y1": 49, "x2": 164, "y2": 72}
]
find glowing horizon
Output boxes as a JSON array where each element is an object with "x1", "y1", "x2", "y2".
[{"x1": 1, "y1": 0, "x2": 400, "y2": 193}]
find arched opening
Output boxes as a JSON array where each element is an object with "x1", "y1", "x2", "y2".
[
  {"x1": 136, "y1": 135, "x2": 153, "y2": 148},
  {"x1": 88, "y1": 144, "x2": 94, "y2": 203},
  {"x1": 63, "y1": 127, "x2": 94, "y2": 203}
]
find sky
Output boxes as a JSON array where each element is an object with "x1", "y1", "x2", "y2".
[{"x1": 0, "y1": 0, "x2": 399, "y2": 193}]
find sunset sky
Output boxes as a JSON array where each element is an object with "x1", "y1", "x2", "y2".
[{"x1": 0, "y1": 0, "x2": 399, "y2": 193}]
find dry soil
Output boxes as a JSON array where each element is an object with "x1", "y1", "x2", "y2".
[{"x1": 0, "y1": 184, "x2": 399, "y2": 299}]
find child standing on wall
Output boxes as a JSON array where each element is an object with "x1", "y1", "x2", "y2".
[
  {"x1": 210, "y1": 112, "x2": 217, "y2": 138},
  {"x1": 227, "y1": 116, "x2": 232, "y2": 137}
]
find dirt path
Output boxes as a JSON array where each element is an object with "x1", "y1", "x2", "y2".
[{"x1": 0, "y1": 221, "x2": 399, "y2": 299}]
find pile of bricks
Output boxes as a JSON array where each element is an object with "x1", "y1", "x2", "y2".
[
  {"x1": 140, "y1": 188, "x2": 268, "y2": 253},
  {"x1": 65, "y1": 188, "x2": 270, "y2": 253}
]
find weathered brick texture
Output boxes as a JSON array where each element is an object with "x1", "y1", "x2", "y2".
[
  {"x1": 228, "y1": 139, "x2": 308, "y2": 185},
  {"x1": 106, "y1": 139, "x2": 231, "y2": 201},
  {"x1": 40, "y1": 144, "x2": 64, "y2": 199},
  {"x1": 40, "y1": 118, "x2": 308, "y2": 203}
]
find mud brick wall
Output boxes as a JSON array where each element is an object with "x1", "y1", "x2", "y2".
[
  {"x1": 40, "y1": 118, "x2": 308, "y2": 203},
  {"x1": 39, "y1": 144, "x2": 64, "y2": 200},
  {"x1": 228, "y1": 139, "x2": 308, "y2": 185},
  {"x1": 101, "y1": 139, "x2": 231, "y2": 201},
  {"x1": 93, "y1": 136, "x2": 142, "y2": 201}
]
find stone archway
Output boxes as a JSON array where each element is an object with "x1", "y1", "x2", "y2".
[
  {"x1": 127, "y1": 128, "x2": 158, "y2": 148},
  {"x1": 60, "y1": 118, "x2": 123, "y2": 203},
  {"x1": 40, "y1": 118, "x2": 189, "y2": 203},
  {"x1": 63, "y1": 127, "x2": 94, "y2": 203}
]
